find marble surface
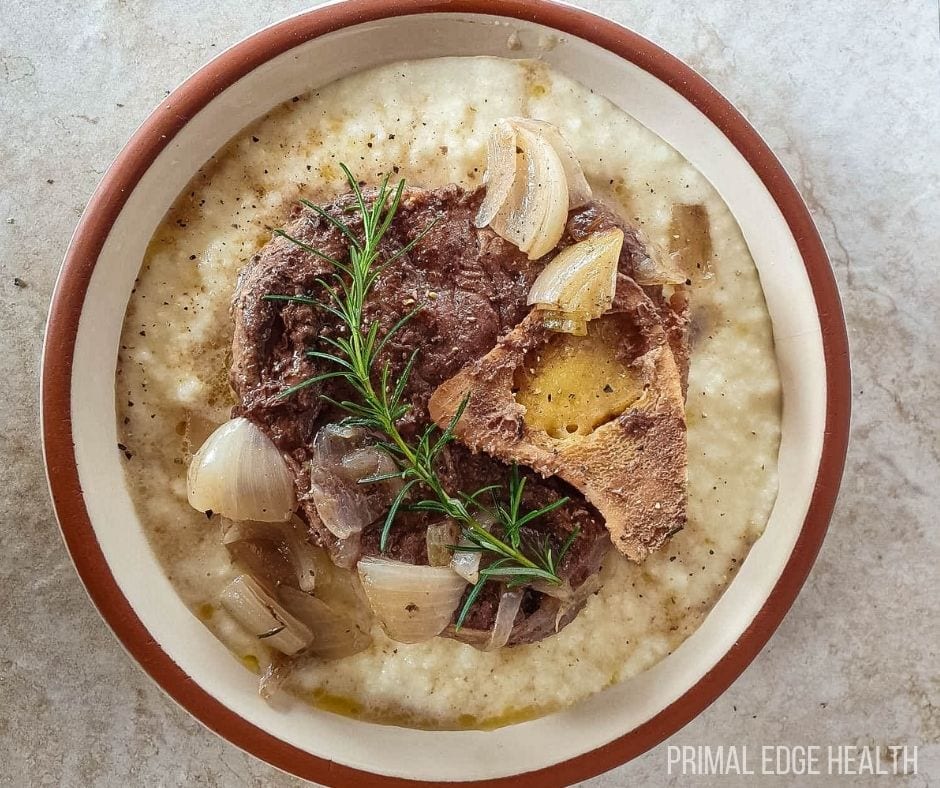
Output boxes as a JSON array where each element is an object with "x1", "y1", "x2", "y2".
[{"x1": 1, "y1": 1, "x2": 937, "y2": 785}]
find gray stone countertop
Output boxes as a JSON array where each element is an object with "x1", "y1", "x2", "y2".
[{"x1": 1, "y1": 1, "x2": 937, "y2": 786}]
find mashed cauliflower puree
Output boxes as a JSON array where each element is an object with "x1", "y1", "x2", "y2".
[{"x1": 115, "y1": 57, "x2": 781, "y2": 729}]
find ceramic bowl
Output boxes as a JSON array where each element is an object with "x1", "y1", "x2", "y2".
[{"x1": 41, "y1": 1, "x2": 850, "y2": 784}]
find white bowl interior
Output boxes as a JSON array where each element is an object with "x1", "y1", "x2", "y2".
[{"x1": 64, "y1": 11, "x2": 826, "y2": 781}]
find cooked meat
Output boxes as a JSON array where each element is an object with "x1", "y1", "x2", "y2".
[{"x1": 230, "y1": 184, "x2": 683, "y2": 642}]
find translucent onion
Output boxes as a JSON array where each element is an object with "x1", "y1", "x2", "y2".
[
  {"x1": 474, "y1": 118, "x2": 592, "y2": 248},
  {"x1": 310, "y1": 425, "x2": 402, "y2": 540},
  {"x1": 450, "y1": 512, "x2": 494, "y2": 584},
  {"x1": 282, "y1": 515, "x2": 320, "y2": 593},
  {"x1": 426, "y1": 520, "x2": 461, "y2": 567},
  {"x1": 357, "y1": 557, "x2": 467, "y2": 643},
  {"x1": 512, "y1": 118, "x2": 592, "y2": 208},
  {"x1": 474, "y1": 120, "x2": 518, "y2": 228},
  {"x1": 278, "y1": 586, "x2": 372, "y2": 660},
  {"x1": 484, "y1": 587, "x2": 524, "y2": 651},
  {"x1": 220, "y1": 574, "x2": 312, "y2": 656},
  {"x1": 490, "y1": 124, "x2": 569, "y2": 259},
  {"x1": 526, "y1": 228, "x2": 624, "y2": 330},
  {"x1": 221, "y1": 516, "x2": 319, "y2": 593},
  {"x1": 188, "y1": 417, "x2": 295, "y2": 522},
  {"x1": 221, "y1": 520, "x2": 293, "y2": 593},
  {"x1": 258, "y1": 654, "x2": 293, "y2": 701},
  {"x1": 329, "y1": 532, "x2": 362, "y2": 570},
  {"x1": 313, "y1": 545, "x2": 374, "y2": 634},
  {"x1": 222, "y1": 514, "x2": 322, "y2": 592}
]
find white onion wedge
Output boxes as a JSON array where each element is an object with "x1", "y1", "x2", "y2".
[
  {"x1": 491, "y1": 124, "x2": 569, "y2": 259},
  {"x1": 527, "y1": 228, "x2": 623, "y2": 330},
  {"x1": 188, "y1": 418, "x2": 295, "y2": 522},
  {"x1": 220, "y1": 574, "x2": 312, "y2": 656},
  {"x1": 357, "y1": 557, "x2": 467, "y2": 643},
  {"x1": 512, "y1": 118, "x2": 592, "y2": 209},
  {"x1": 474, "y1": 117, "x2": 592, "y2": 253}
]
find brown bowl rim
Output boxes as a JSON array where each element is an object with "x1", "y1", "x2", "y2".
[{"x1": 41, "y1": 1, "x2": 851, "y2": 785}]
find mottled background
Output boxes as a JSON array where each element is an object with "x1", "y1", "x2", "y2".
[{"x1": 1, "y1": 1, "x2": 937, "y2": 786}]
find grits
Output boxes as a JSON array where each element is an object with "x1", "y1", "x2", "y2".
[{"x1": 115, "y1": 57, "x2": 781, "y2": 729}]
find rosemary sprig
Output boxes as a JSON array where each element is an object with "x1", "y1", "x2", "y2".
[{"x1": 266, "y1": 164, "x2": 577, "y2": 628}]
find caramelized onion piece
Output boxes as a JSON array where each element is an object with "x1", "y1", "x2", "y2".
[
  {"x1": 187, "y1": 418, "x2": 295, "y2": 522},
  {"x1": 357, "y1": 557, "x2": 467, "y2": 643},
  {"x1": 527, "y1": 228, "x2": 623, "y2": 331},
  {"x1": 328, "y1": 532, "x2": 363, "y2": 570},
  {"x1": 220, "y1": 574, "x2": 312, "y2": 656},
  {"x1": 312, "y1": 544, "x2": 374, "y2": 634},
  {"x1": 221, "y1": 520, "x2": 293, "y2": 594},
  {"x1": 222, "y1": 516, "x2": 319, "y2": 593},
  {"x1": 668, "y1": 202, "x2": 713, "y2": 281},
  {"x1": 633, "y1": 246, "x2": 687, "y2": 286}
]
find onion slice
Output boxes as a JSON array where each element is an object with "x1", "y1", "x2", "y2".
[
  {"x1": 485, "y1": 587, "x2": 524, "y2": 651},
  {"x1": 310, "y1": 424, "x2": 402, "y2": 540},
  {"x1": 511, "y1": 118, "x2": 592, "y2": 209},
  {"x1": 633, "y1": 248, "x2": 687, "y2": 286},
  {"x1": 221, "y1": 516, "x2": 320, "y2": 593},
  {"x1": 450, "y1": 512, "x2": 494, "y2": 584},
  {"x1": 426, "y1": 520, "x2": 461, "y2": 567},
  {"x1": 278, "y1": 586, "x2": 372, "y2": 660},
  {"x1": 188, "y1": 418, "x2": 295, "y2": 522},
  {"x1": 474, "y1": 117, "x2": 593, "y2": 252},
  {"x1": 329, "y1": 532, "x2": 362, "y2": 570},
  {"x1": 490, "y1": 124, "x2": 569, "y2": 259},
  {"x1": 357, "y1": 557, "x2": 467, "y2": 643},
  {"x1": 526, "y1": 228, "x2": 623, "y2": 329},
  {"x1": 220, "y1": 574, "x2": 312, "y2": 656},
  {"x1": 474, "y1": 120, "x2": 517, "y2": 228},
  {"x1": 258, "y1": 653, "x2": 293, "y2": 700}
]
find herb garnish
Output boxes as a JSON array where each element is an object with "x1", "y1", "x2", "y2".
[{"x1": 266, "y1": 165, "x2": 576, "y2": 627}]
